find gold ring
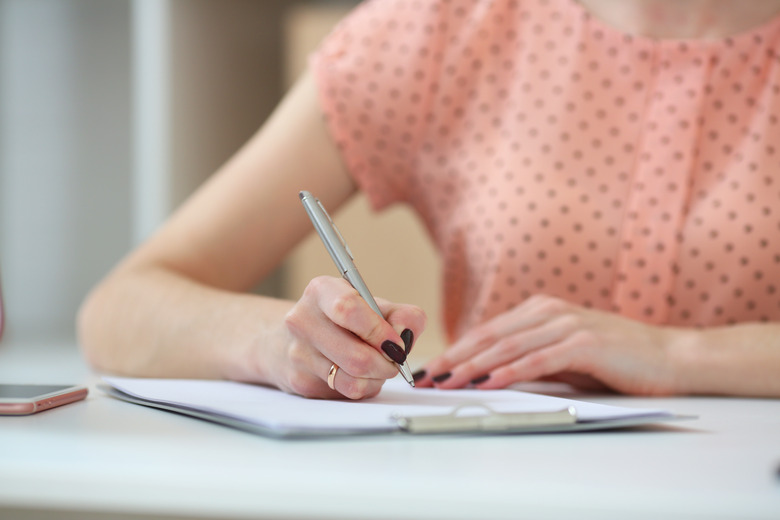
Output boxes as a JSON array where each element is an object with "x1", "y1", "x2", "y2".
[{"x1": 327, "y1": 363, "x2": 339, "y2": 390}]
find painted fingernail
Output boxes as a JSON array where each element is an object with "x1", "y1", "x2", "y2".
[
  {"x1": 401, "y1": 328, "x2": 414, "y2": 354},
  {"x1": 471, "y1": 374, "x2": 490, "y2": 385},
  {"x1": 432, "y1": 372, "x2": 452, "y2": 383},
  {"x1": 381, "y1": 340, "x2": 407, "y2": 364},
  {"x1": 412, "y1": 369, "x2": 426, "y2": 382}
]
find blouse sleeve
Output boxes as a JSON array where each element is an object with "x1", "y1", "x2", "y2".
[{"x1": 310, "y1": 0, "x2": 451, "y2": 210}]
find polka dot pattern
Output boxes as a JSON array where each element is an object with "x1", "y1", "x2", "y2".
[{"x1": 312, "y1": 0, "x2": 780, "y2": 340}]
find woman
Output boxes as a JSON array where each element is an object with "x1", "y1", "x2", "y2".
[{"x1": 78, "y1": 0, "x2": 780, "y2": 399}]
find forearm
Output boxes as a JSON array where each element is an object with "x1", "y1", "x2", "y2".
[
  {"x1": 671, "y1": 322, "x2": 780, "y2": 397},
  {"x1": 77, "y1": 265, "x2": 293, "y2": 383}
]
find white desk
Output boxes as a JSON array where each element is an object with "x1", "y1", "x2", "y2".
[{"x1": 1, "y1": 340, "x2": 779, "y2": 520}]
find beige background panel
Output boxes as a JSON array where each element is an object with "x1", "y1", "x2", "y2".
[{"x1": 282, "y1": 5, "x2": 446, "y2": 364}]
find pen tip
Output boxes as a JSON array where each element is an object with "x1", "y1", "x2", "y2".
[{"x1": 398, "y1": 362, "x2": 415, "y2": 387}]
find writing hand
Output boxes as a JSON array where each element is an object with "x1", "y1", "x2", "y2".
[{"x1": 276, "y1": 276, "x2": 425, "y2": 399}]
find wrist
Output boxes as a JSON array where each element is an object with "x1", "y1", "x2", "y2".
[
  {"x1": 220, "y1": 295, "x2": 295, "y2": 386},
  {"x1": 665, "y1": 326, "x2": 710, "y2": 395},
  {"x1": 665, "y1": 325, "x2": 759, "y2": 395}
]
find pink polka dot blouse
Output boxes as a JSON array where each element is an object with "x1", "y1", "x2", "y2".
[{"x1": 311, "y1": 0, "x2": 780, "y2": 342}]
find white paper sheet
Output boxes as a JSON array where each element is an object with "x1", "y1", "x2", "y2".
[{"x1": 102, "y1": 376, "x2": 673, "y2": 436}]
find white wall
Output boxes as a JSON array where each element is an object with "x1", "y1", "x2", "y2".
[
  {"x1": 133, "y1": 0, "x2": 290, "y2": 242},
  {"x1": 0, "y1": 0, "x2": 133, "y2": 342},
  {"x1": 0, "y1": 0, "x2": 307, "y2": 344},
  {"x1": 0, "y1": 0, "x2": 426, "y2": 351}
]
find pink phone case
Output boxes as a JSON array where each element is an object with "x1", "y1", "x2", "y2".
[
  {"x1": 0, "y1": 387, "x2": 88, "y2": 415},
  {"x1": 0, "y1": 267, "x2": 4, "y2": 340}
]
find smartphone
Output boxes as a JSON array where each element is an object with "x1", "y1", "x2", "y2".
[
  {"x1": 0, "y1": 264, "x2": 5, "y2": 340},
  {"x1": 0, "y1": 384, "x2": 88, "y2": 415}
]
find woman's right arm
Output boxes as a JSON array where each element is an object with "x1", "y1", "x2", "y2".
[{"x1": 77, "y1": 71, "x2": 425, "y2": 399}]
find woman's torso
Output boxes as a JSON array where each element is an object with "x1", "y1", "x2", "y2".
[{"x1": 312, "y1": 0, "x2": 780, "y2": 341}]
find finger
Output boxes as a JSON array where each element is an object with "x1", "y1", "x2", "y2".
[
  {"x1": 477, "y1": 335, "x2": 586, "y2": 390},
  {"x1": 452, "y1": 295, "x2": 569, "y2": 354},
  {"x1": 286, "y1": 356, "x2": 386, "y2": 401},
  {"x1": 418, "y1": 295, "x2": 570, "y2": 386},
  {"x1": 305, "y1": 304, "x2": 398, "y2": 381},
  {"x1": 316, "y1": 355, "x2": 386, "y2": 400},
  {"x1": 415, "y1": 334, "x2": 497, "y2": 387},
  {"x1": 279, "y1": 342, "x2": 342, "y2": 400},
  {"x1": 323, "y1": 326, "x2": 400, "y2": 381},
  {"x1": 376, "y1": 298, "x2": 427, "y2": 355},
  {"x1": 312, "y1": 277, "x2": 407, "y2": 365},
  {"x1": 433, "y1": 314, "x2": 576, "y2": 389}
]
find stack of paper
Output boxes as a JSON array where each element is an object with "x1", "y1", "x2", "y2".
[{"x1": 101, "y1": 376, "x2": 686, "y2": 438}]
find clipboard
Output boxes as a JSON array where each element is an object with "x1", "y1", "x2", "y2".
[
  {"x1": 100, "y1": 377, "x2": 692, "y2": 439},
  {"x1": 395, "y1": 403, "x2": 692, "y2": 435},
  {"x1": 395, "y1": 404, "x2": 578, "y2": 433}
]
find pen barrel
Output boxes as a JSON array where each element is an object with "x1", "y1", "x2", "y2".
[
  {"x1": 306, "y1": 215, "x2": 354, "y2": 275},
  {"x1": 343, "y1": 267, "x2": 383, "y2": 317},
  {"x1": 300, "y1": 191, "x2": 383, "y2": 317}
]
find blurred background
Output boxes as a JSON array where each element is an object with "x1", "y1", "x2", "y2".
[{"x1": 0, "y1": 0, "x2": 444, "y2": 360}]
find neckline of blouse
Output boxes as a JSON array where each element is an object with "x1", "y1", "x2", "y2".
[{"x1": 566, "y1": 0, "x2": 780, "y2": 51}]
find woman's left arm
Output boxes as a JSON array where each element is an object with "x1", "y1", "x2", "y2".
[{"x1": 414, "y1": 294, "x2": 780, "y2": 397}]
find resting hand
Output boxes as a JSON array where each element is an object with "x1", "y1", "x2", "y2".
[
  {"x1": 415, "y1": 294, "x2": 684, "y2": 396},
  {"x1": 273, "y1": 276, "x2": 425, "y2": 400}
]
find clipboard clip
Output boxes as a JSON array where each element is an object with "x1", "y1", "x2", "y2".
[{"x1": 394, "y1": 404, "x2": 578, "y2": 434}]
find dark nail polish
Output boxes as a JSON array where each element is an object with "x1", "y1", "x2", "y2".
[
  {"x1": 412, "y1": 369, "x2": 426, "y2": 382},
  {"x1": 381, "y1": 340, "x2": 407, "y2": 364},
  {"x1": 471, "y1": 374, "x2": 490, "y2": 385},
  {"x1": 401, "y1": 329, "x2": 414, "y2": 354},
  {"x1": 432, "y1": 372, "x2": 452, "y2": 383}
]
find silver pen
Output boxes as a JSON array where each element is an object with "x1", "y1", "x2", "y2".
[{"x1": 299, "y1": 190, "x2": 415, "y2": 387}]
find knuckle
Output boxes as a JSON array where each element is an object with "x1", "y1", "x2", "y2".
[
  {"x1": 522, "y1": 349, "x2": 551, "y2": 371},
  {"x1": 283, "y1": 308, "x2": 304, "y2": 337},
  {"x1": 463, "y1": 327, "x2": 497, "y2": 349},
  {"x1": 287, "y1": 376, "x2": 320, "y2": 399},
  {"x1": 305, "y1": 275, "x2": 330, "y2": 294},
  {"x1": 493, "y1": 337, "x2": 518, "y2": 357},
  {"x1": 343, "y1": 349, "x2": 375, "y2": 377},
  {"x1": 458, "y1": 359, "x2": 480, "y2": 375},
  {"x1": 524, "y1": 293, "x2": 550, "y2": 308},
  {"x1": 340, "y1": 377, "x2": 374, "y2": 400},
  {"x1": 286, "y1": 340, "x2": 308, "y2": 365},
  {"x1": 555, "y1": 312, "x2": 584, "y2": 333},
  {"x1": 330, "y1": 292, "x2": 362, "y2": 325},
  {"x1": 477, "y1": 329, "x2": 498, "y2": 348},
  {"x1": 301, "y1": 276, "x2": 325, "y2": 304},
  {"x1": 537, "y1": 295, "x2": 568, "y2": 314},
  {"x1": 360, "y1": 383, "x2": 384, "y2": 399},
  {"x1": 570, "y1": 328, "x2": 599, "y2": 349},
  {"x1": 407, "y1": 305, "x2": 427, "y2": 326}
]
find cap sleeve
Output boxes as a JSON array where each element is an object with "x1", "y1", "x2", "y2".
[{"x1": 310, "y1": 0, "x2": 449, "y2": 210}]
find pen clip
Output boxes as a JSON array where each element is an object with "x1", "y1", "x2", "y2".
[{"x1": 316, "y1": 198, "x2": 354, "y2": 260}]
